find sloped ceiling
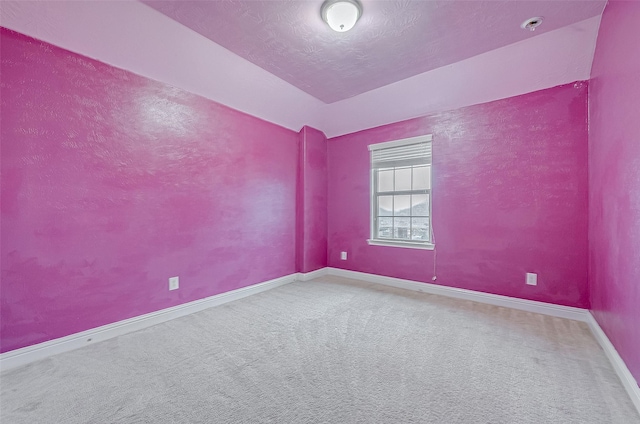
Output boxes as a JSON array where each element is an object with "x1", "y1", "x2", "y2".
[
  {"x1": 144, "y1": 0, "x2": 605, "y2": 103},
  {"x1": 0, "y1": 0, "x2": 605, "y2": 137}
]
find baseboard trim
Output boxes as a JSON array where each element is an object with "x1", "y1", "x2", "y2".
[
  {"x1": 326, "y1": 267, "x2": 590, "y2": 321},
  {"x1": 586, "y1": 312, "x2": 640, "y2": 414},
  {"x1": 297, "y1": 268, "x2": 329, "y2": 282},
  {"x1": 0, "y1": 273, "x2": 297, "y2": 371},
  {"x1": 323, "y1": 267, "x2": 640, "y2": 416},
  {"x1": 3, "y1": 267, "x2": 638, "y2": 416}
]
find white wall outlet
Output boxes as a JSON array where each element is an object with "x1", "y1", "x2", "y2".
[
  {"x1": 169, "y1": 276, "x2": 179, "y2": 291},
  {"x1": 526, "y1": 272, "x2": 537, "y2": 286},
  {"x1": 340, "y1": 251, "x2": 347, "y2": 260}
]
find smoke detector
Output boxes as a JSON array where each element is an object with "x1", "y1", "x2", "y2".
[{"x1": 521, "y1": 17, "x2": 544, "y2": 32}]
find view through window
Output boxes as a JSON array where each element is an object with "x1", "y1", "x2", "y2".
[{"x1": 375, "y1": 165, "x2": 431, "y2": 241}]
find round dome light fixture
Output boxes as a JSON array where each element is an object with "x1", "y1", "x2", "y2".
[
  {"x1": 321, "y1": 0, "x2": 362, "y2": 33},
  {"x1": 521, "y1": 16, "x2": 544, "y2": 32}
]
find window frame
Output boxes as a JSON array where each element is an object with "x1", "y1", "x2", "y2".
[{"x1": 367, "y1": 135, "x2": 435, "y2": 250}]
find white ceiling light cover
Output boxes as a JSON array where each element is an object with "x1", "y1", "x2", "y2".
[{"x1": 322, "y1": 0, "x2": 362, "y2": 32}]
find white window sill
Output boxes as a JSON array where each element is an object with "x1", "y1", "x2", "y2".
[{"x1": 367, "y1": 239, "x2": 435, "y2": 250}]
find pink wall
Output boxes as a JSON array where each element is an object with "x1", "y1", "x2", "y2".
[
  {"x1": 0, "y1": 29, "x2": 298, "y2": 353},
  {"x1": 328, "y1": 83, "x2": 590, "y2": 308},
  {"x1": 296, "y1": 126, "x2": 328, "y2": 273},
  {"x1": 588, "y1": 1, "x2": 640, "y2": 382}
]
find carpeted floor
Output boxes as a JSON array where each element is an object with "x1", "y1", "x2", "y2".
[{"x1": 1, "y1": 276, "x2": 638, "y2": 423}]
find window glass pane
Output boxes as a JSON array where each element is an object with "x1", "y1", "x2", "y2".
[
  {"x1": 378, "y1": 196, "x2": 393, "y2": 216},
  {"x1": 377, "y1": 217, "x2": 392, "y2": 239},
  {"x1": 395, "y1": 167, "x2": 412, "y2": 191},
  {"x1": 377, "y1": 169, "x2": 394, "y2": 192},
  {"x1": 370, "y1": 141, "x2": 433, "y2": 244},
  {"x1": 394, "y1": 217, "x2": 410, "y2": 239},
  {"x1": 411, "y1": 194, "x2": 429, "y2": 216},
  {"x1": 412, "y1": 165, "x2": 431, "y2": 190},
  {"x1": 393, "y1": 195, "x2": 411, "y2": 216},
  {"x1": 411, "y1": 218, "x2": 429, "y2": 241}
]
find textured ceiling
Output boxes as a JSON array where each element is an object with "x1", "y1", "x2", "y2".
[{"x1": 143, "y1": 0, "x2": 605, "y2": 103}]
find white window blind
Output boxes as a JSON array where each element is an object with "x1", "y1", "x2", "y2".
[{"x1": 369, "y1": 135, "x2": 432, "y2": 169}]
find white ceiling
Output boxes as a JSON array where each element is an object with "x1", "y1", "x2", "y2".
[{"x1": 143, "y1": 0, "x2": 605, "y2": 103}]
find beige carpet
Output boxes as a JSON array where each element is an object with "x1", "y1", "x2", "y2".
[{"x1": 1, "y1": 276, "x2": 638, "y2": 423}]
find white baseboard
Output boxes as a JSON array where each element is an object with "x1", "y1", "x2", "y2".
[
  {"x1": 0, "y1": 273, "x2": 297, "y2": 371},
  {"x1": 296, "y1": 267, "x2": 329, "y2": 282},
  {"x1": 324, "y1": 267, "x2": 640, "y2": 416},
  {"x1": 326, "y1": 267, "x2": 590, "y2": 321},
  {"x1": 3, "y1": 266, "x2": 638, "y2": 417},
  {"x1": 586, "y1": 312, "x2": 640, "y2": 414}
]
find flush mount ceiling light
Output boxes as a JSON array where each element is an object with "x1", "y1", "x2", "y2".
[
  {"x1": 321, "y1": 0, "x2": 363, "y2": 32},
  {"x1": 521, "y1": 16, "x2": 544, "y2": 32}
]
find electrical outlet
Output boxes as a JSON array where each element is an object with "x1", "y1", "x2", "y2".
[
  {"x1": 169, "y1": 276, "x2": 179, "y2": 291},
  {"x1": 340, "y1": 251, "x2": 347, "y2": 260},
  {"x1": 526, "y1": 273, "x2": 537, "y2": 286}
]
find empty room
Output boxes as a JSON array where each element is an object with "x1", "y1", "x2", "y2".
[{"x1": 1, "y1": 0, "x2": 639, "y2": 422}]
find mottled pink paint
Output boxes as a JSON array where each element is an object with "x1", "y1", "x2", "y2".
[
  {"x1": 328, "y1": 83, "x2": 589, "y2": 308},
  {"x1": 296, "y1": 126, "x2": 328, "y2": 273},
  {"x1": 0, "y1": 0, "x2": 325, "y2": 133},
  {"x1": 0, "y1": 29, "x2": 299, "y2": 353},
  {"x1": 588, "y1": 1, "x2": 640, "y2": 382}
]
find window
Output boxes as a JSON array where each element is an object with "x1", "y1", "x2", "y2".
[{"x1": 368, "y1": 135, "x2": 434, "y2": 249}]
